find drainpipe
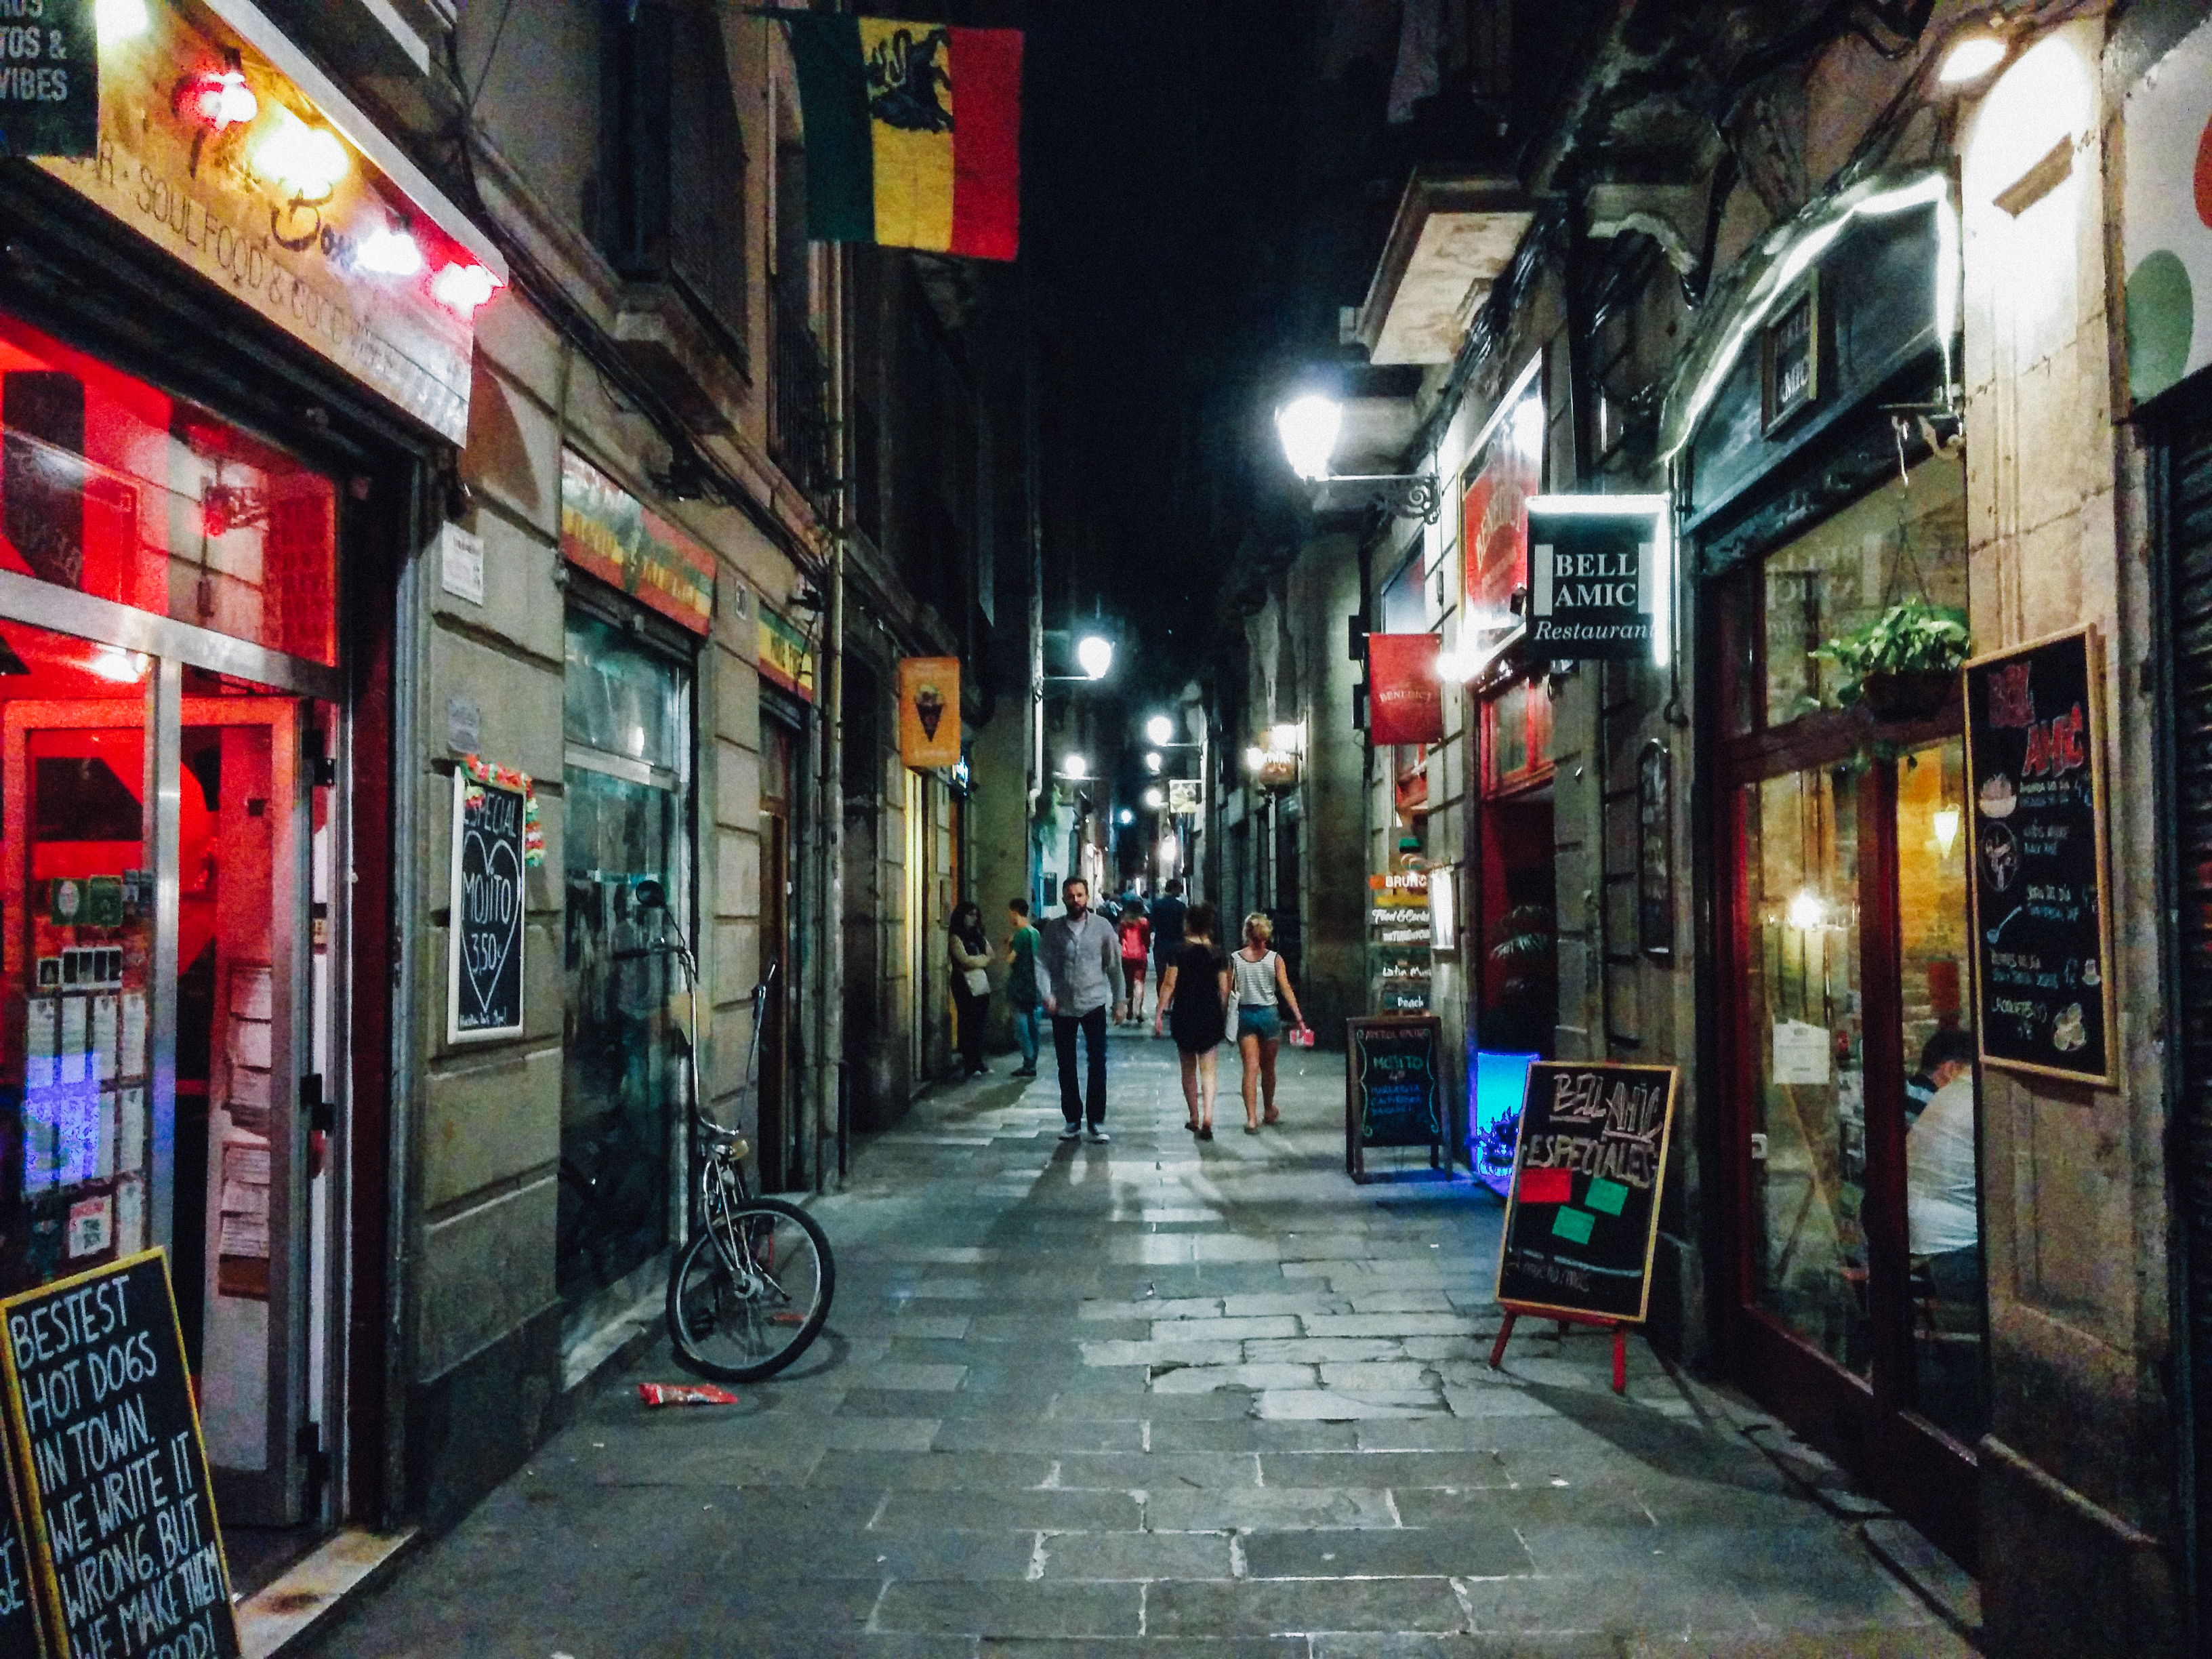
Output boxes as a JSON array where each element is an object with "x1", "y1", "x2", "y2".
[{"x1": 819, "y1": 243, "x2": 848, "y2": 1193}]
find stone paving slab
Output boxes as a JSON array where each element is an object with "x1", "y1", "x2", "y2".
[{"x1": 302, "y1": 1029, "x2": 1976, "y2": 1659}]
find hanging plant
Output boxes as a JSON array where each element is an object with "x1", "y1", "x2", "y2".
[{"x1": 1813, "y1": 596, "x2": 1970, "y2": 720}]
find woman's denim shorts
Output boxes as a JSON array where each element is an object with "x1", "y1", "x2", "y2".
[{"x1": 1237, "y1": 1006, "x2": 1282, "y2": 1043}]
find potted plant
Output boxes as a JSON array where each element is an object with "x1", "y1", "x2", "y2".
[{"x1": 1813, "y1": 596, "x2": 1970, "y2": 720}]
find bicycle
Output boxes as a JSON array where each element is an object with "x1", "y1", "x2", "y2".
[{"x1": 618, "y1": 880, "x2": 835, "y2": 1382}]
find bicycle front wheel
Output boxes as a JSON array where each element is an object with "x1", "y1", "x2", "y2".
[{"x1": 665, "y1": 1197, "x2": 835, "y2": 1382}]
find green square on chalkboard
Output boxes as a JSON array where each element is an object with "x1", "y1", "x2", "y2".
[
  {"x1": 1552, "y1": 1208, "x2": 1595, "y2": 1245},
  {"x1": 1584, "y1": 1178, "x2": 1628, "y2": 1216}
]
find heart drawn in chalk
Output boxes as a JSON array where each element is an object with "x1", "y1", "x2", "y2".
[{"x1": 462, "y1": 824, "x2": 523, "y2": 1016}]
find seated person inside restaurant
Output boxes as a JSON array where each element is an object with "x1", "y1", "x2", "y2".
[{"x1": 1905, "y1": 1028, "x2": 1983, "y2": 1427}]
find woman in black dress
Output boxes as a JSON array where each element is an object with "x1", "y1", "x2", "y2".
[{"x1": 1153, "y1": 902, "x2": 1231, "y2": 1139}]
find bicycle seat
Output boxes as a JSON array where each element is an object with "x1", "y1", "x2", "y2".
[{"x1": 698, "y1": 1118, "x2": 750, "y2": 1160}]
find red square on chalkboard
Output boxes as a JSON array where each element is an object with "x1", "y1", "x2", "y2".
[{"x1": 1517, "y1": 1167, "x2": 1572, "y2": 1206}]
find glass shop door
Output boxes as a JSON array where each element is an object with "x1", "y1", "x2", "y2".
[{"x1": 0, "y1": 640, "x2": 331, "y2": 1528}]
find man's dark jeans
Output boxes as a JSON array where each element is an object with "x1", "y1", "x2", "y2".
[{"x1": 1052, "y1": 1005, "x2": 1109, "y2": 1126}]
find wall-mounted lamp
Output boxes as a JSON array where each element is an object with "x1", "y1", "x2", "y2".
[
  {"x1": 1932, "y1": 806, "x2": 1961, "y2": 858},
  {"x1": 1145, "y1": 752, "x2": 1162, "y2": 773},
  {"x1": 1786, "y1": 890, "x2": 1825, "y2": 931},
  {"x1": 1242, "y1": 745, "x2": 1267, "y2": 773},
  {"x1": 1118, "y1": 808, "x2": 1134, "y2": 825},
  {"x1": 1076, "y1": 635, "x2": 1114, "y2": 679},
  {"x1": 1060, "y1": 754, "x2": 1090, "y2": 781},
  {"x1": 1274, "y1": 392, "x2": 1439, "y2": 524},
  {"x1": 1145, "y1": 714, "x2": 1177, "y2": 746},
  {"x1": 1938, "y1": 30, "x2": 2008, "y2": 87},
  {"x1": 1143, "y1": 786, "x2": 1166, "y2": 810}
]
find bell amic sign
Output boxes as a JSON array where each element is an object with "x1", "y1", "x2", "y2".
[{"x1": 1524, "y1": 495, "x2": 1671, "y2": 662}]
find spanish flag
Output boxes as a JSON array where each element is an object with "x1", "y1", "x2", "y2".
[{"x1": 776, "y1": 14, "x2": 1022, "y2": 262}]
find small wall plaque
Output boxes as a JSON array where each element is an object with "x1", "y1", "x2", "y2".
[{"x1": 1761, "y1": 277, "x2": 1822, "y2": 433}]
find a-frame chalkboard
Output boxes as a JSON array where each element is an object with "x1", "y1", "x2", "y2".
[
  {"x1": 1344, "y1": 1017, "x2": 1446, "y2": 1180},
  {"x1": 0, "y1": 1250, "x2": 239, "y2": 1658},
  {"x1": 1493, "y1": 1063, "x2": 1678, "y2": 1324}
]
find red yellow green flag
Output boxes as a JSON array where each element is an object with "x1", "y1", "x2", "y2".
[{"x1": 775, "y1": 13, "x2": 1022, "y2": 261}]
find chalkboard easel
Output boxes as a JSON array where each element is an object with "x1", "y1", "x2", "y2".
[
  {"x1": 0, "y1": 1248, "x2": 241, "y2": 1658},
  {"x1": 1489, "y1": 1062, "x2": 1679, "y2": 1393},
  {"x1": 1343, "y1": 1016, "x2": 1446, "y2": 1183}
]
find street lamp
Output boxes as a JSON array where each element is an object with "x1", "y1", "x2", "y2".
[
  {"x1": 1145, "y1": 751, "x2": 1162, "y2": 773},
  {"x1": 1118, "y1": 808, "x2": 1134, "y2": 825},
  {"x1": 1076, "y1": 634, "x2": 1114, "y2": 680},
  {"x1": 1060, "y1": 754, "x2": 1089, "y2": 781},
  {"x1": 1145, "y1": 714, "x2": 1177, "y2": 747},
  {"x1": 1143, "y1": 785, "x2": 1165, "y2": 810},
  {"x1": 1274, "y1": 392, "x2": 1440, "y2": 524}
]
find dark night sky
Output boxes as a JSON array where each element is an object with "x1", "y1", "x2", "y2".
[{"x1": 1021, "y1": 1, "x2": 1307, "y2": 703}]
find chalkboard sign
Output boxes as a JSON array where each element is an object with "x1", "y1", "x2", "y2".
[
  {"x1": 0, "y1": 1250, "x2": 239, "y2": 1658},
  {"x1": 447, "y1": 766, "x2": 527, "y2": 1042},
  {"x1": 0, "y1": 1445, "x2": 43, "y2": 1658},
  {"x1": 1963, "y1": 627, "x2": 2115, "y2": 1086},
  {"x1": 1345, "y1": 1017, "x2": 1445, "y2": 1180},
  {"x1": 1494, "y1": 1063, "x2": 1678, "y2": 1322}
]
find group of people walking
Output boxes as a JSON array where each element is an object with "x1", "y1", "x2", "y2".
[{"x1": 949, "y1": 877, "x2": 1307, "y2": 1143}]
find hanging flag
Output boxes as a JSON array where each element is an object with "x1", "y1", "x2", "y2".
[{"x1": 774, "y1": 12, "x2": 1022, "y2": 260}]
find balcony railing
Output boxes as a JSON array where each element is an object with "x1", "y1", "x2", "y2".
[{"x1": 771, "y1": 290, "x2": 834, "y2": 515}]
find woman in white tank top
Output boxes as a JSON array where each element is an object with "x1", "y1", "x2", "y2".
[{"x1": 1233, "y1": 912, "x2": 1307, "y2": 1132}]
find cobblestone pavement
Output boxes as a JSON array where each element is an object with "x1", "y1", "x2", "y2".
[{"x1": 306, "y1": 1027, "x2": 1975, "y2": 1658}]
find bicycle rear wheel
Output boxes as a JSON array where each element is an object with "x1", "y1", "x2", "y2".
[{"x1": 665, "y1": 1197, "x2": 834, "y2": 1381}]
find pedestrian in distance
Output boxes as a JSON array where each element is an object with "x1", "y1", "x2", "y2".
[
  {"x1": 947, "y1": 900, "x2": 993, "y2": 1080},
  {"x1": 1150, "y1": 877, "x2": 1187, "y2": 976},
  {"x1": 1005, "y1": 897, "x2": 1042, "y2": 1079},
  {"x1": 1232, "y1": 912, "x2": 1307, "y2": 1132},
  {"x1": 1036, "y1": 877, "x2": 1124, "y2": 1142},
  {"x1": 1154, "y1": 901, "x2": 1230, "y2": 1140},
  {"x1": 1116, "y1": 899, "x2": 1151, "y2": 1023}
]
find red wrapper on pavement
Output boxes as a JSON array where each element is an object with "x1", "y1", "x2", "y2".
[{"x1": 638, "y1": 1382, "x2": 741, "y2": 1407}]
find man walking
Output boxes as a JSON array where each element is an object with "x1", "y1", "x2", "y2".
[
  {"x1": 1036, "y1": 878, "x2": 1123, "y2": 1142},
  {"x1": 1150, "y1": 878, "x2": 1187, "y2": 991}
]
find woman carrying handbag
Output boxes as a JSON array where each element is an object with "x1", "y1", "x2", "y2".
[
  {"x1": 1231, "y1": 912, "x2": 1307, "y2": 1132},
  {"x1": 948, "y1": 901, "x2": 994, "y2": 1079}
]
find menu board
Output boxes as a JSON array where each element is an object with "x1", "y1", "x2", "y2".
[
  {"x1": 1368, "y1": 873, "x2": 1431, "y2": 1012},
  {"x1": 0, "y1": 1250, "x2": 239, "y2": 1658},
  {"x1": 447, "y1": 766, "x2": 527, "y2": 1042},
  {"x1": 1494, "y1": 1063, "x2": 1678, "y2": 1322},
  {"x1": 1344, "y1": 1017, "x2": 1445, "y2": 1179},
  {"x1": 1963, "y1": 628, "x2": 2115, "y2": 1086}
]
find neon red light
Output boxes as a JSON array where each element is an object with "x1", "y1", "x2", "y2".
[{"x1": 173, "y1": 68, "x2": 258, "y2": 132}]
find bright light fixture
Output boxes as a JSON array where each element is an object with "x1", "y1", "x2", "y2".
[
  {"x1": 255, "y1": 105, "x2": 349, "y2": 199},
  {"x1": 177, "y1": 67, "x2": 258, "y2": 131},
  {"x1": 1143, "y1": 786, "x2": 1165, "y2": 810},
  {"x1": 1269, "y1": 722, "x2": 1303, "y2": 754},
  {"x1": 1243, "y1": 745, "x2": 1266, "y2": 772},
  {"x1": 356, "y1": 226, "x2": 425, "y2": 276},
  {"x1": 1786, "y1": 890, "x2": 1824, "y2": 931},
  {"x1": 1158, "y1": 834, "x2": 1179, "y2": 867},
  {"x1": 96, "y1": 0, "x2": 150, "y2": 40},
  {"x1": 1076, "y1": 634, "x2": 1113, "y2": 679},
  {"x1": 1118, "y1": 808, "x2": 1134, "y2": 825},
  {"x1": 1933, "y1": 807, "x2": 1961, "y2": 858},
  {"x1": 432, "y1": 262, "x2": 504, "y2": 316},
  {"x1": 89, "y1": 646, "x2": 147, "y2": 684},
  {"x1": 1938, "y1": 33, "x2": 2007, "y2": 85},
  {"x1": 1145, "y1": 752, "x2": 1162, "y2": 773},
  {"x1": 1275, "y1": 394, "x2": 1342, "y2": 482},
  {"x1": 1061, "y1": 754, "x2": 1088, "y2": 780},
  {"x1": 1145, "y1": 714, "x2": 1176, "y2": 745}
]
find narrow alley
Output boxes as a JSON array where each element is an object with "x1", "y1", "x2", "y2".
[{"x1": 302, "y1": 1031, "x2": 1968, "y2": 1657}]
